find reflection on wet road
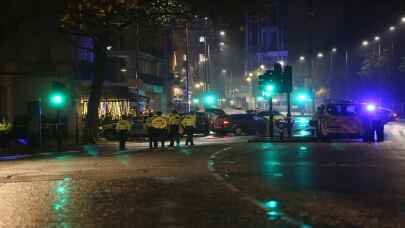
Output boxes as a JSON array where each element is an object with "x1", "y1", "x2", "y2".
[{"x1": 213, "y1": 121, "x2": 405, "y2": 226}]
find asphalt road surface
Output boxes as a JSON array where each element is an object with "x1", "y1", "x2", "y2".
[
  {"x1": 0, "y1": 136, "x2": 275, "y2": 228},
  {"x1": 1, "y1": 121, "x2": 405, "y2": 227},
  {"x1": 213, "y1": 121, "x2": 405, "y2": 227}
]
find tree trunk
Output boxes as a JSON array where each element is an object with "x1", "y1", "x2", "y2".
[{"x1": 84, "y1": 43, "x2": 107, "y2": 143}]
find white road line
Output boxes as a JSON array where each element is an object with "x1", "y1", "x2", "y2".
[{"x1": 208, "y1": 146, "x2": 311, "y2": 227}]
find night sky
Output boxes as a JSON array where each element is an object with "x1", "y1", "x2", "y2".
[{"x1": 187, "y1": 0, "x2": 404, "y2": 79}]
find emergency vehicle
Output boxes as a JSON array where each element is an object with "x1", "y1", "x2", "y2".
[{"x1": 311, "y1": 101, "x2": 387, "y2": 142}]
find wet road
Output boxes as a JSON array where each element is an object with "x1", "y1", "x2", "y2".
[
  {"x1": 0, "y1": 136, "x2": 279, "y2": 227},
  {"x1": 213, "y1": 121, "x2": 405, "y2": 227},
  {"x1": 2, "y1": 121, "x2": 405, "y2": 227}
]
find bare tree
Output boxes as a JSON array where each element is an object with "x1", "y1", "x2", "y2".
[{"x1": 60, "y1": 0, "x2": 190, "y2": 142}]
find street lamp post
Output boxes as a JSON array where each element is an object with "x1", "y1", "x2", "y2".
[
  {"x1": 374, "y1": 36, "x2": 381, "y2": 56},
  {"x1": 185, "y1": 24, "x2": 191, "y2": 112}
]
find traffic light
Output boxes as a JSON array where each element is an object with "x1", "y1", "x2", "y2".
[
  {"x1": 202, "y1": 92, "x2": 218, "y2": 107},
  {"x1": 283, "y1": 66, "x2": 293, "y2": 93},
  {"x1": 49, "y1": 82, "x2": 67, "y2": 109},
  {"x1": 298, "y1": 94, "x2": 308, "y2": 102},
  {"x1": 204, "y1": 95, "x2": 215, "y2": 104},
  {"x1": 257, "y1": 63, "x2": 293, "y2": 94},
  {"x1": 293, "y1": 90, "x2": 311, "y2": 104}
]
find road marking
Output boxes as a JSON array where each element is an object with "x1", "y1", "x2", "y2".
[{"x1": 208, "y1": 147, "x2": 312, "y2": 227}]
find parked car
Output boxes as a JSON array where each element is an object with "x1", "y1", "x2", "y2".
[
  {"x1": 257, "y1": 110, "x2": 286, "y2": 122},
  {"x1": 212, "y1": 114, "x2": 267, "y2": 135},
  {"x1": 378, "y1": 107, "x2": 399, "y2": 123},
  {"x1": 204, "y1": 108, "x2": 226, "y2": 129},
  {"x1": 310, "y1": 102, "x2": 388, "y2": 142}
]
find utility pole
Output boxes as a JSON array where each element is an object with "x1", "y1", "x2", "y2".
[
  {"x1": 267, "y1": 97, "x2": 274, "y2": 138},
  {"x1": 185, "y1": 24, "x2": 191, "y2": 112},
  {"x1": 306, "y1": 0, "x2": 316, "y2": 113},
  {"x1": 135, "y1": 23, "x2": 140, "y2": 80}
]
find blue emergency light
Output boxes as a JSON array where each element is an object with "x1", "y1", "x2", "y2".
[{"x1": 366, "y1": 103, "x2": 376, "y2": 112}]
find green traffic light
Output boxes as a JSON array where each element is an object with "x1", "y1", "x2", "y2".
[
  {"x1": 52, "y1": 95, "x2": 63, "y2": 104},
  {"x1": 266, "y1": 85, "x2": 275, "y2": 92},
  {"x1": 296, "y1": 93, "x2": 310, "y2": 103},
  {"x1": 204, "y1": 96, "x2": 215, "y2": 104},
  {"x1": 49, "y1": 92, "x2": 66, "y2": 108},
  {"x1": 193, "y1": 98, "x2": 200, "y2": 104}
]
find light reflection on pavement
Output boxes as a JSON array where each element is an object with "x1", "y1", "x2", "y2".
[{"x1": 211, "y1": 121, "x2": 405, "y2": 226}]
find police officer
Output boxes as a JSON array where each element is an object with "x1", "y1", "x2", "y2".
[
  {"x1": 168, "y1": 110, "x2": 182, "y2": 147},
  {"x1": 116, "y1": 115, "x2": 132, "y2": 151},
  {"x1": 144, "y1": 113, "x2": 155, "y2": 149},
  {"x1": 181, "y1": 111, "x2": 196, "y2": 146},
  {"x1": 151, "y1": 111, "x2": 168, "y2": 148}
]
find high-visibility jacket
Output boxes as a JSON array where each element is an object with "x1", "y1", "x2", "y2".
[
  {"x1": 116, "y1": 119, "x2": 132, "y2": 131},
  {"x1": 144, "y1": 116, "x2": 154, "y2": 128},
  {"x1": 181, "y1": 114, "x2": 196, "y2": 128},
  {"x1": 168, "y1": 114, "x2": 182, "y2": 126},
  {"x1": 151, "y1": 116, "x2": 168, "y2": 129},
  {"x1": 0, "y1": 122, "x2": 12, "y2": 133}
]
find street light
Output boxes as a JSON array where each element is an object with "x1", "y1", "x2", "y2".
[
  {"x1": 331, "y1": 48, "x2": 337, "y2": 53},
  {"x1": 277, "y1": 60, "x2": 285, "y2": 67},
  {"x1": 401, "y1": 17, "x2": 405, "y2": 23},
  {"x1": 317, "y1": 52, "x2": 324, "y2": 58},
  {"x1": 362, "y1": 40, "x2": 369, "y2": 47},
  {"x1": 374, "y1": 36, "x2": 380, "y2": 42},
  {"x1": 199, "y1": 36, "x2": 205, "y2": 43},
  {"x1": 260, "y1": 64, "x2": 266, "y2": 70},
  {"x1": 219, "y1": 42, "x2": 225, "y2": 46},
  {"x1": 120, "y1": 68, "x2": 128, "y2": 72},
  {"x1": 299, "y1": 56, "x2": 305, "y2": 62},
  {"x1": 195, "y1": 83, "x2": 201, "y2": 89},
  {"x1": 222, "y1": 69, "x2": 227, "y2": 74},
  {"x1": 246, "y1": 77, "x2": 252, "y2": 82},
  {"x1": 219, "y1": 30, "x2": 225, "y2": 36},
  {"x1": 248, "y1": 73, "x2": 253, "y2": 77},
  {"x1": 389, "y1": 26, "x2": 396, "y2": 32},
  {"x1": 106, "y1": 46, "x2": 112, "y2": 51}
]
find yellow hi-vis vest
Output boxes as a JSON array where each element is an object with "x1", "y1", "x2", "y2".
[
  {"x1": 116, "y1": 120, "x2": 132, "y2": 131},
  {"x1": 181, "y1": 115, "x2": 196, "y2": 128},
  {"x1": 0, "y1": 122, "x2": 11, "y2": 133},
  {"x1": 145, "y1": 117, "x2": 153, "y2": 128},
  {"x1": 168, "y1": 114, "x2": 182, "y2": 126},
  {"x1": 151, "y1": 116, "x2": 168, "y2": 129}
]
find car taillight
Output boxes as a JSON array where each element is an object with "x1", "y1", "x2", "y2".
[{"x1": 223, "y1": 120, "x2": 230, "y2": 125}]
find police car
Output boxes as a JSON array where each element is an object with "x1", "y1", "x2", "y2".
[{"x1": 311, "y1": 101, "x2": 387, "y2": 142}]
